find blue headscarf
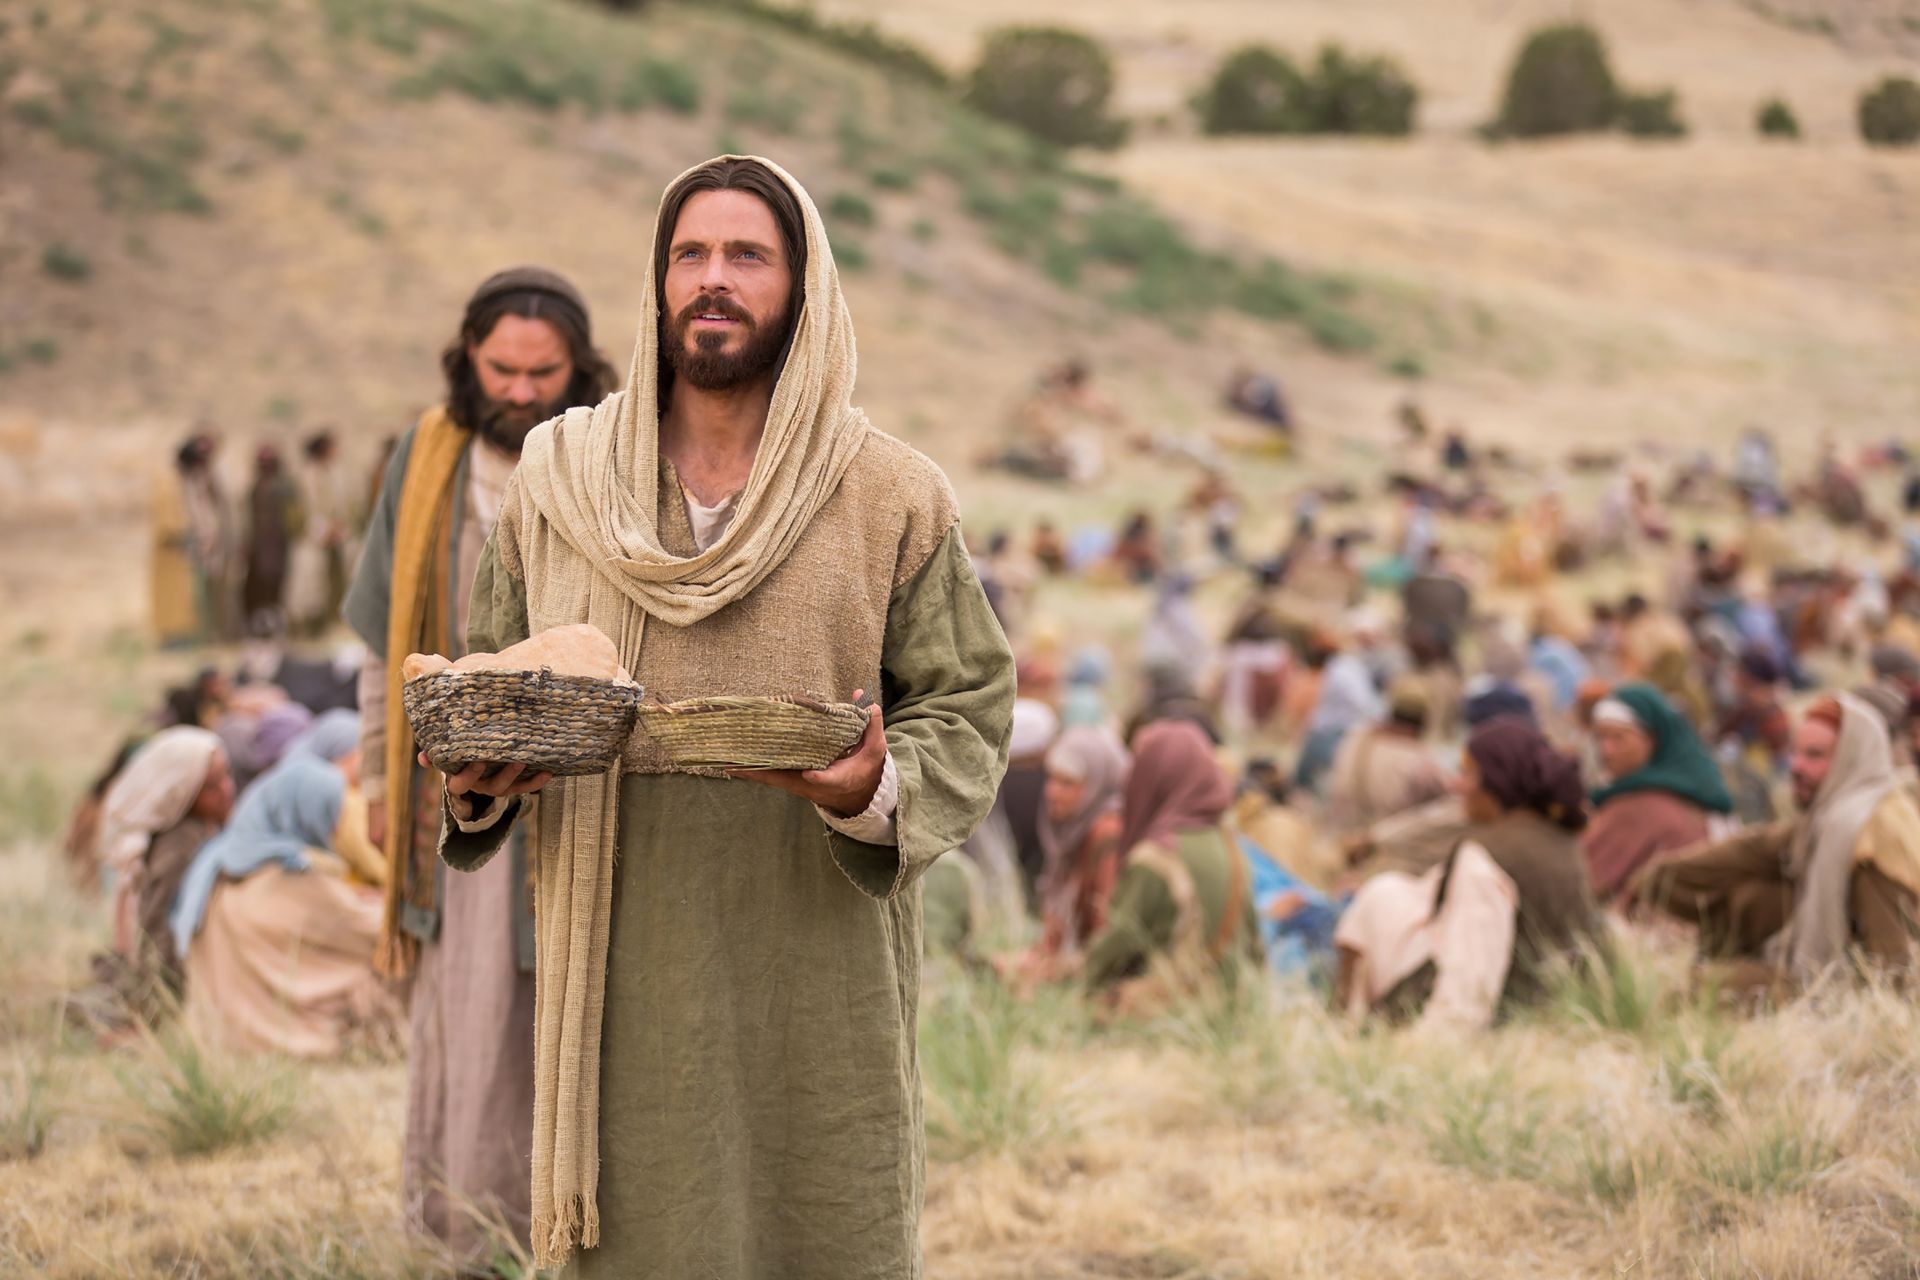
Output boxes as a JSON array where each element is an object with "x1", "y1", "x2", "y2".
[
  {"x1": 168, "y1": 752, "x2": 345, "y2": 957},
  {"x1": 287, "y1": 708, "x2": 360, "y2": 763}
]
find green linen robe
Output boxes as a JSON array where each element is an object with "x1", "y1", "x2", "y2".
[
  {"x1": 441, "y1": 520, "x2": 1014, "y2": 1279},
  {"x1": 1082, "y1": 827, "x2": 1260, "y2": 990}
]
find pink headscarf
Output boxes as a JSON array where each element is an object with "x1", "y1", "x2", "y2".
[{"x1": 1117, "y1": 720, "x2": 1234, "y2": 855}]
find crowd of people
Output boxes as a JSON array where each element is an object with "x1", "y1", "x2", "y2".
[
  {"x1": 937, "y1": 419, "x2": 1920, "y2": 1023},
  {"x1": 65, "y1": 154, "x2": 1919, "y2": 1274},
  {"x1": 150, "y1": 426, "x2": 375, "y2": 647}
]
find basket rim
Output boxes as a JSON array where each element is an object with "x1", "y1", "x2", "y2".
[
  {"x1": 636, "y1": 694, "x2": 862, "y2": 718},
  {"x1": 404, "y1": 667, "x2": 642, "y2": 694}
]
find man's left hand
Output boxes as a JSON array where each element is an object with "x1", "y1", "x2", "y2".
[{"x1": 733, "y1": 692, "x2": 886, "y2": 818}]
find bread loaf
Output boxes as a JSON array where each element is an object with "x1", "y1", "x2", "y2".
[{"x1": 403, "y1": 624, "x2": 631, "y2": 684}]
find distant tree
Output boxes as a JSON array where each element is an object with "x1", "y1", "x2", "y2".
[
  {"x1": 1196, "y1": 45, "x2": 1311, "y2": 135},
  {"x1": 1858, "y1": 75, "x2": 1920, "y2": 146},
  {"x1": 1494, "y1": 23, "x2": 1618, "y2": 138},
  {"x1": 1756, "y1": 97, "x2": 1801, "y2": 139},
  {"x1": 1304, "y1": 43, "x2": 1418, "y2": 136},
  {"x1": 1195, "y1": 42, "x2": 1417, "y2": 137},
  {"x1": 966, "y1": 26, "x2": 1128, "y2": 150},
  {"x1": 593, "y1": 0, "x2": 650, "y2": 10},
  {"x1": 1618, "y1": 87, "x2": 1686, "y2": 139}
]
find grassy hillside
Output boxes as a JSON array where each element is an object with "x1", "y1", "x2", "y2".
[{"x1": 0, "y1": 0, "x2": 1375, "y2": 520}]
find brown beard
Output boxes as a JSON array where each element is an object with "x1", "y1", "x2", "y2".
[
  {"x1": 662, "y1": 293, "x2": 792, "y2": 392},
  {"x1": 476, "y1": 394, "x2": 566, "y2": 454}
]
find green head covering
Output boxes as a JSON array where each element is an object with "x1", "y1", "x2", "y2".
[{"x1": 1590, "y1": 682, "x2": 1733, "y2": 815}]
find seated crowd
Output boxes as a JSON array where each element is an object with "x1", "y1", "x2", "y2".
[{"x1": 67, "y1": 423, "x2": 1920, "y2": 1069}]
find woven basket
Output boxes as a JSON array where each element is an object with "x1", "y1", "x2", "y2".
[
  {"x1": 636, "y1": 695, "x2": 868, "y2": 771},
  {"x1": 402, "y1": 669, "x2": 644, "y2": 777}
]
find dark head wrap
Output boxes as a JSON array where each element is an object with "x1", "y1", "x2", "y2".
[
  {"x1": 1870, "y1": 644, "x2": 1920, "y2": 686},
  {"x1": 1117, "y1": 720, "x2": 1234, "y2": 854},
  {"x1": 1737, "y1": 644, "x2": 1781, "y2": 685},
  {"x1": 1589, "y1": 682, "x2": 1733, "y2": 815},
  {"x1": 1464, "y1": 681, "x2": 1536, "y2": 729},
  {"x1": 465, "y1": 264, "x2": 591, "y2": 327},
  {"x1": 1467, "y1": 719, "x2": 1588, "y2": 832}
]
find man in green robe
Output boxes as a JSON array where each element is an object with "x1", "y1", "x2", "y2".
[{"x1": 435, "y1": 156, "x2": 1015, "y2": 1277}]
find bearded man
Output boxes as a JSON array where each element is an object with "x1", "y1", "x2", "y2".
[
  {"x1": 341, "y1": 266, "x2": 615, "y2": 1265},
  {"x1": 1634, "y1": 693, "x2": 1920, "y2": 989},
  {"x1": 435, "y1": 157, "x2": 1015, "y2": 1276}
]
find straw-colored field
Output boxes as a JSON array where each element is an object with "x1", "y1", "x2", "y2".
[{"x1": 7, "y1": 827, "x2": 1920, "y2": 1278}]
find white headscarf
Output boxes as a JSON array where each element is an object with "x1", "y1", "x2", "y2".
[
  {"x1": 1774, "y1": 693, "x2": 1908, "y2": 980},
  {"x1": 98, "y1": 727, "x2": 223, "y2": 956}
]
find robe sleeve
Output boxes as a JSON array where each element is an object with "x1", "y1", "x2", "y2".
[
  {"x1": 825, "y1": 524, "x2": 1016, "y2": 900},
  {"x1": 1850, "y1": 863, "x2": 1920, "y2": 971},
  {"x1": 1630, "y1": 820, "x2": 1791, "y2": 917},
  {"x1": 1082, "y1": 860, "x2": 1177, "y2": 988},
  {"x1": 437, "y1": 532, "x2": 534, "y2": 873}
]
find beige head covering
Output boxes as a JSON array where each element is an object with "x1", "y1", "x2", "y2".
[
  {"x1": 497, "y1": 155, "x2": 870, "y2": 1267},
  {"x1": 98, "y1": 727, "x2": 223, "y2": 957},
  {"x1": 1774, "y1": 693, "x2": 1920, "y2": 980}
]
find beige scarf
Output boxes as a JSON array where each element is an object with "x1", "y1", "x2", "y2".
[
  {"x1": 1774, "y1": 692, "x2": 1920, "y2": 980},
  {"x1": 496, "y1": 155, "x2": 870, "y2": 1267}
]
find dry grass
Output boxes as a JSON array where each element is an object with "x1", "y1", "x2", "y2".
[{"x1": 4, "y1": 836, "x2": 1918, "y2": 1278}]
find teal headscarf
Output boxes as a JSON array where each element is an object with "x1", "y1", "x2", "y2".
[{"x1": 1590, "y1": 682, "x2": 1733, "y2": 815}]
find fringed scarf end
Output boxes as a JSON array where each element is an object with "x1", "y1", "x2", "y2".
[{"x1": 533, "y1": 1193, "x2": 597, "y2": 1270}]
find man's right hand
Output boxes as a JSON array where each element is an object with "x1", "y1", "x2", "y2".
[
  {"x1": 366, "y1": 799, "x2": 387, "y2": 848},
  {"x1": 428, "y1": 753, "x2": 554, "y2": 801}
]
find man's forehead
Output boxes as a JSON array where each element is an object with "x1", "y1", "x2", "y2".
[
  {"x1": 1796, "y1": 717, "x2": 1839, "y2": 749},
  {"x1": 670, "y1": 189, "x2": 782, "y2": 243}
]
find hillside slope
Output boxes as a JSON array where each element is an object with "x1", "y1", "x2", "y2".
[
  {"x1": 0, "y1": 0, "x2": 1370, "y2": 527},
  {"x1": 819, "y1": 0, "x2": 1920, "y2": 450}
]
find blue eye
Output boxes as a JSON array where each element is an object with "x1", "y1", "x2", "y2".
[{"x1": 739, "y1": 250, "x2": 761, "y2": 261}]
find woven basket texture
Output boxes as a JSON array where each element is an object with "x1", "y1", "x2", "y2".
[
  {"x1": 637, "y1": 695, "x2": 867, "y2": 770},
  {"x1": 402, "y1": 669, "x2": 643, "y2": 777}
]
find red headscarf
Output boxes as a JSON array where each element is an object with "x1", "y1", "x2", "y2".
[
  {"x1": 1117, "y1": 720, "x2": 1234, "y2": 854},
  {"x1": 1466, "y1": 719, "x2": 1588, "y2": 832}
]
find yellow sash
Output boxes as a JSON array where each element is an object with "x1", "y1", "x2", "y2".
[{"x1": 375, "y1": 407, "x2": 471, "y2": 977}]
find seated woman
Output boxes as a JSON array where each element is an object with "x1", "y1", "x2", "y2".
[
  {"x1": 1583, "y1": 684, "x2": 1733, "y2": 903},
  {"x1": 1633, "y1": 694, "x2": 1920, "y2": 995},
  {"x1": 96, "y1": 727, "x2": 237, "y2": 1007},
  {"x1": 1334, "y1": 720, "x2": 1604, "y2": 1030},
  {"x1": 1080, "y1": 721, "x2": 1257, "y2": 1012},
  {"x1": 1018, "y1": 726, "x2": 1130, "y2": 976},
  {"x1": 169, "y1": 722, "x2": 391, "y2": 1057}
]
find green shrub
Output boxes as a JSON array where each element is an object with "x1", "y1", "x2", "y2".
[
  {"x1": 1, "y1": 1055, "x2": 55, "y2": 1161},
  {"x1": 1858, "y1": 74, "x2": 1920, "y2": 146},
  {"x1": 1546, "y1": 940, "x2": 1670, "y2": 1036},
  {"x1": 1619, "y1": 87, "x2": 1686, "y2": 138},
  {"x1": 1196, "y1": 45, "x2": 1310, "y2": 135},
  {"x1": 1756, "y1": 97, "x2": 1800, "y2": 139},
  {"x1": 827, "y1": 190, "x2": 876, "y2": 229},
  {"x1": 22, "y1": 338, "x2": 60, "y2": 365},
  {"x1": 39, "y1": 243, "x2": 91, "y2": 282},
  {"x1": 965, "y1": 26, "x2": 1128, "y2": 150},
  {"x1": 615, "y1": 59, "x2": 700, "y2": 114},
  {"x1": 829, "y1": 235, "x2": 869, "y2": 272},
  {"x1": 114, "y1": 1028, "x2": 299, "y2": 1157},
  {"x1": 1304, "y1": 43, "x2": 1418, "y2": 136},
  {"x1": 918, "y1": 976, "x2": 1055, "y2": 1160},
  {"x1": 868, "y1": 164, "x2": 917, "y2": 191},
  {"x1": 1495, "y1": 23, "x2": 1618, "y2": 138}
]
